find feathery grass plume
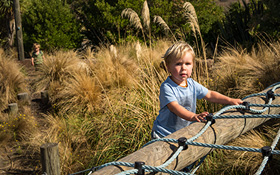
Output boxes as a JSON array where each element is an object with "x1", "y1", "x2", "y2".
[
  {"x1": 183, "y1": 2, "x2": 198, "y2": 22},
  {"x1": 142, "y1": 0, "x2": 151, "y2": 46},
  {"x1": 121, "y1": 8, "x2": 146, "y2": 44},
  {"x1": 109, "y1": 44, "x2": 118, "y2": 58},
  {"x1": 153, "y1": 15, "x2": 177, "y2": 41},
  {"x1": 135, "y1": 40, "x2": 142, "y2": 61},
  {"x1": 0, "y1": 49, "x2": 27, "y2": 111},
  {"x1": 142, "y1": 0, "x2": 150, "y2": 31},
  {"x1": 183, "y1": 2, "x2": 208, "y2": 83}
]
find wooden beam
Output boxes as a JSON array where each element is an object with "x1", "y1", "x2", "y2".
[{"x1": 92, "y1": 87, "x2": 280, "y2": 174}]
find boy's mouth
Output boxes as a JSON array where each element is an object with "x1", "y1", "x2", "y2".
[{"x1": 180, "y1": 73, "x2": 188, "y2": 77}]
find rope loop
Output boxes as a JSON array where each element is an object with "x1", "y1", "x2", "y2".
[{"x1": 241, "y1": 101, "x2": 250, "y2": 111}]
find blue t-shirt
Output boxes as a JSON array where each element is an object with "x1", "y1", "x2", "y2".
[{"x1": 152, "y1": 77, "x2": 208, "y2": 137}]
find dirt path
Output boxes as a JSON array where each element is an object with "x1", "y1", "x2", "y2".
[{"x1": 0, "y1": 59, "x2": 48, "y2": 174}]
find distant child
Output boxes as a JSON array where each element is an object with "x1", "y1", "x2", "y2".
[
  {"x1": 31, "y1": 43, "x2": 45, "y2": 70},
  {"x1": 151, "y1": 42, "x2": 243, "y2": 139}
]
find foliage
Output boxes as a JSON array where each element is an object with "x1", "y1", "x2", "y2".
[
  {"x1": 253, "y1": 0, "x2": 280, "y2": 39},
  {"x1": 70, "y1": 0, "x2": 146, "y2": 46},
  {"x1": 0, "y1": 0, "x2": 13, "y2": 47},
  {"x1": 22, "y1": 0, "x2": 82, "y2": 53},
  {"x1": 217, "y1": 0, "x2": 280, "y2": 48}
]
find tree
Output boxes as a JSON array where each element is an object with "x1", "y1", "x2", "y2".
[
  {"x1": 22, "y1": 0, "x2": 82, "y2": 53},
  {"x1": 0, "y1": 0, "x2": 15, "y2": 48}
]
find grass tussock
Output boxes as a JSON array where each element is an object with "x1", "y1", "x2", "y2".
[
  {"x1": 0, "y1": 49, "x2": 28, "y2": 111},
  {"x1": 212, "y1": 42, "x2": 280, "y2": 98},
  {"x1": 34, "y1": 50, "x2": 85, "y2": 92},
  {"x1": 0, "y1": 111, "x2": 39, "y2": 147}
]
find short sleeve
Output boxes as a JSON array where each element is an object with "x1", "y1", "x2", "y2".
[
  {"x1": 193, "y1": 80, "x2": 208, "y2": 99},
  {"x1": 159, "y1": 83, "x2": 177, "y2": 108}
]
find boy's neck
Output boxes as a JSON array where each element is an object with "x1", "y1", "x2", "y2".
[{"x1": 170, "y1": 76, "x2": 188, "y2": 87}]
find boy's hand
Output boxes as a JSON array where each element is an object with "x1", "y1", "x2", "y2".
[
  {"x1": 230, "y1": 98, "x2": 243, "y2": 105},
  {"x1": 192, "y1": 112, "x2": 209, "y2": 122}
]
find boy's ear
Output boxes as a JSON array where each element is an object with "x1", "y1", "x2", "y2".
[{"x1": 160, "y1": 61, "x2": 168, "y2": 72}]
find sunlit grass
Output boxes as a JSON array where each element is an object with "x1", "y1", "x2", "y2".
[{"x1": 212, "y1": 42, "x2": 280, "y2": 98}]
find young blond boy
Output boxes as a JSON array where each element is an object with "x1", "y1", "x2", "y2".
[
  {"x1": 152, "y1": 42, "x2": 243, "y2": 139},
  {"x1": 31, "y1": 43, "x2": 45, "y2": 70}
]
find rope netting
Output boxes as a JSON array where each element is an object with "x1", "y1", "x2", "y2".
[{"x1": 70, "y1": 82, "x2": 280, "y2": 175}]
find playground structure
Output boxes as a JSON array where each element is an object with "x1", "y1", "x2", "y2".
[{"x1": 87, "y1": 83, "x2": 280, "y2": 175}]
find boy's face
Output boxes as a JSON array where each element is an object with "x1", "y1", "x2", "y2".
[
  {"x1": 167, "y1": 52, "x2": 193, "y2": 86},
  {"x1": 34, "y1": 47, "x2": 40, "y2": 52}
]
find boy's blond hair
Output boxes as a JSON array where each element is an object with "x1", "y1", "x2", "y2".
[
  {"x1": 163, "y1": 42, "x2": 195, "y2": 66},
  {"x1": 33, "y1": 43, "x2": 40, "y2": 49}
]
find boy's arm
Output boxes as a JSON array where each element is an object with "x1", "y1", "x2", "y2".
[
  {"x1": 167, "y1": 101, "x2": 208, "y2": 122},
  {"x1": 31, "y1": 57, "x2": 34, "y2": 66},
  {"x1": 203, "y1": 90, "x2": 243, "y2": 105}
]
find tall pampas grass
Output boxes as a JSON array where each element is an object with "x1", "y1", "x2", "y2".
[
  {"x1": 121, "y1": 8, "x2": 146, "y2": 44},
  {"x1": 142, "y1": 0, "x2": 151, "y2": 46},
  {"x1": 153, "y1": 15, "x2": 177, "y2": 41},
  {"x1": 183, "y1": 2, "x2": 208, "y2": 83}
]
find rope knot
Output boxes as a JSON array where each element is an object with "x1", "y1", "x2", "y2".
[
  {"x1": 178, "y1": 137, "x2": 188, "y2": 150},
  {"x1": 267, "y1": 89, "x2": 275, "y2": 100},
  {"x1": 206, "y1": 113, "x2": 215, "y2": 125},
  {"x1": 134, "y1": 161, "x2": 145, "y2": 175},
  {"x1": 261, "y1": 146, "x2": 272, "y2": 160}
]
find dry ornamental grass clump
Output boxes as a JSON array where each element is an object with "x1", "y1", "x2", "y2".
[
  {"x1": 211, "y1": 42, "x2": 280, "y2": 98},
  {"x1": 0, "y1": 49, "x2": 27, "y2": 111}
]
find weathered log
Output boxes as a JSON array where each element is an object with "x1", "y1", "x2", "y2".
[{"x1": 92, "y1": 87, "x2": 280, "y2": 175}]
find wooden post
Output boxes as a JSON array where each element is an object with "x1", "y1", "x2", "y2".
[
  {"x1": 17, "y1": 92, "x2": 29, "y2": 104},
  {"x1": 13, "y1": 0, "x2": 25, "y2": 61},
  {"x1": 92, "y1": 87, "x2": 280, "y2": 174},
  {"x1": 40, "y1": 143, "x2": 60, "y2": 175},
  {"x1": 41, "y1": 90, "x2": 49, "y2": 105},
  {"x1": 8, "y1": 103, "x2": 18, "y2": 115}
]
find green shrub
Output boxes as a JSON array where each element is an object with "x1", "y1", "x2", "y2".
[{"x1": 22, "y1": 0, "x2": 82, "y2": 53}]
